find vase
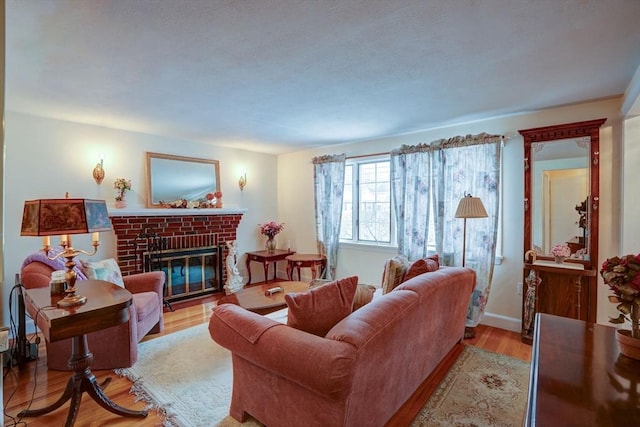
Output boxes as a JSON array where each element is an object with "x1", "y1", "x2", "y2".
[
  {"x1": 265, "y1": 237, "x2": 277, "y2": 252},
  {"x1": 616, "y1": 329, "x2": 640, "y2": 360},
  {"x1": 616, "y1": 300, "x2": 640, "y2": 360},
  {"x1": 115, "y1": 199, "x2": 127, "y2": 209},
  {"x1": 554, "y1": 256, "x2": 566, "y2": 264},
  {"x1": 215, "y1": 198, "x2": 223, "y2": 208}
]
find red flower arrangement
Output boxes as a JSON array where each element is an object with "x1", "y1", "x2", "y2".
[
  {"x1": 600, "y1": 253, "x2": 640, "y2": 337},
  {"x1": 259, "y1": 221, "x2": 284, "y2": 239}
]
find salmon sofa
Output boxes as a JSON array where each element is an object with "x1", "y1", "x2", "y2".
[{"x1": 209, "y1": 267, "x2": 475, "y2": 426}]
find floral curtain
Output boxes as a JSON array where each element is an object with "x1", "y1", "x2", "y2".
[
  {"x1": 312, "y1": 154, "x2": 346, "y2": 280},
  {"x1": 391, "y1": 134, "x2": 501, "y2": 327},
  {"x1": 436, "y1": 134, "x2": 502, "y2": 327},
  {"x1": 390, "y1": 144, "x2": 437, "y2": 260}
]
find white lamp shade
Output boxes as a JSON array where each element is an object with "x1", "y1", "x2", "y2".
[{"x1": 455, "y1": 195, "x2": 488, "y2": 219}]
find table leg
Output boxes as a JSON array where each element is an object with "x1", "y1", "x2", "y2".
[
  {"x1": 18, "y1": 335, "x2": 147, "y2": 426},
  {"x1": 263, "y1": 262, "x2": 270, "y2": 283},
  {"x1": 287, "y1": 261, "x2": 293, "y2": 281},
  {"x1": 246, "y1": 256, "x2": 252, "y2": 285}
]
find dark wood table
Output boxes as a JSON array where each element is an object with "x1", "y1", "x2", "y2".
[
  {"x1": 245, "y1": 249, "x2": 295, "y2": 284},
  {"x1": 217, "y1": 281, "x2": 309, "y2": 314},
  {"x1": 526, "y1": 313, "x2": 640, "y2": 426},
  {"x1": 20, "y1": 280, "x2": 148, "y2": 426},
  {"x1": 285, "y1": 253, "x2": 327, "y2": 280}
]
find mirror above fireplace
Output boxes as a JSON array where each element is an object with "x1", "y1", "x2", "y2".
[{"x1": 146, "y1": 152, "x2": 220, "y2": 208}]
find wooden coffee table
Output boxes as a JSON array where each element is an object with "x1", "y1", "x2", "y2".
[{"x1": 217, "y1": 281, "x2": 309, "y2": 314}]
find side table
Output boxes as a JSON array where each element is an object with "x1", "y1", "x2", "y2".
[
  {"x1": 20, "y1": 280, "x2": 148, "y2": 426},
  {"x1": 245, "y1": 249, "x2": 295, "y2": 284},
  {"x1": 286, "y1": 253, "x2": 327, "y2": 281}
]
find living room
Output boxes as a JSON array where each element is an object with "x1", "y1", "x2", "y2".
[{"x1": 1, "y1": 1, "x2": 640, "y2": 425}]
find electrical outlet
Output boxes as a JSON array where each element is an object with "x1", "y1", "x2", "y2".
[
  {"x1": 517, "y1": 282, "x2": 523, "y2": 296},
  {"x1": 0, "y1": 326, "x2": 9, "y2": 353}
]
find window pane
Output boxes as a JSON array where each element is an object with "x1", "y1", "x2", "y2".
[
  {"x1": 340, "y1": 165, "x2": 353, "y2": 240},
  {"x1": 356, "y1": 161, "x2": 391, "y2": 243}
]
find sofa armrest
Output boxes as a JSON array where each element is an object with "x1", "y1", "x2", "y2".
[
  {"x1": 209, "y1": 304, "x2": 356, "y2": 399},
  {"x1": 123, "y1": 271, "x2": 165, "y2": 298}
]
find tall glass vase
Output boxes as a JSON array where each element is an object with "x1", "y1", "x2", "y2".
[{"x1": 266, "y1": 237, "x2": 277, "y2": 252}]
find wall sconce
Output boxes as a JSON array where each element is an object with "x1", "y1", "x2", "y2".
[
  {"x1": 238, "y1": 172, "x2": 247, "y2": 191},
  {"x1": 93, "y1": 154, "x2": 105, "y2": 184}
]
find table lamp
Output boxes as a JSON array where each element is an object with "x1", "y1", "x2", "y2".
[
  {"x1": 455, "y1": 193, "x2": 488, "y2": 267},
  {"x1": 21, "y1": 197, "x2": 112, "y2": 307}
]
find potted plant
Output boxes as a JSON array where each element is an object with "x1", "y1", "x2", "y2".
[{"x1": 601, "y1": 253, "x2": 640, "y2": 359}]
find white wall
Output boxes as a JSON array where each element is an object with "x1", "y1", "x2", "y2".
[
  {"x1": 622, "y1": 115, "x2": 640, "y2": 254},
  {"x1": 1, "y1": 112, "x2": 280, "y2": 327},
  {"x1": 278, "y1": 97, "x2": 623, "y2": 332}
]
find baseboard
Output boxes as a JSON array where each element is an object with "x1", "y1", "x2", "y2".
[{"x1": 479, "y1": 312, "x2": 521, "y2": 333}]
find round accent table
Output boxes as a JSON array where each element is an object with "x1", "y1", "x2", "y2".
[{"x1": 285, "y1": 253, "x2": 327, "y2": 281}]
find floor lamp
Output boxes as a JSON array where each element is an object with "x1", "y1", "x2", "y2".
[
  {"x1": 455, "y1": 193, "x2": 488, "y2": 267},
  {"x1": 455, "y1": 193, "x2": 488, "y2": 340}
]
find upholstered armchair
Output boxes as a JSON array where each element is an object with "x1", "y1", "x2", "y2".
[{"x1": 20, "y1": 258, "x2": 165, "y2": 370}]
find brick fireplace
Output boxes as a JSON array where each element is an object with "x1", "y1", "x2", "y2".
[{"x1": 109, "y1": 209, "x2": 244, "y2": 301}]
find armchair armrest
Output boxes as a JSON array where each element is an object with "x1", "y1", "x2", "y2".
[
  {"x1": 123, "y1": 271, "x2": 165, "y2": 297},
  {"x1": 209, "y1": 304, "x2": 356, "y2": 399}
]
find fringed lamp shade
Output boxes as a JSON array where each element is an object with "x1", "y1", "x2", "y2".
[{"x1": 21, "y1": 198, "x2": 112, "y2": 237}]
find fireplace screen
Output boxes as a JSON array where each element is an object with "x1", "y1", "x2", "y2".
[{"x1": 143, "y1": 245, "x2": 223, "y2": 302}]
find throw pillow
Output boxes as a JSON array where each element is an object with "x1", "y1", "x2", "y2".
[
  {"x1": 403, "y1": 254, "x2": 440, "y2": 282},
  {"x1": 285, "y1": 276, "x2": 358, "y2": 337},
  {"x1": 80, "y1": 258, "x2": 125, "y2": 288},
  {"x1": 381, "y1": 255, "x2": 409, "y2": 294},
  {"x1": 353, "y1": 284, "x2": 376, "y2": 311}
]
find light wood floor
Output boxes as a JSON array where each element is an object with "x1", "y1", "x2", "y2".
[{"x1": 3, "y1": 297, "x2": 531, "y2": 427}]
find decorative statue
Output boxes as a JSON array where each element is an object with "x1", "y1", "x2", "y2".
[{"x1": 224, "y1": 240, "x2": 244, "y2": 294}]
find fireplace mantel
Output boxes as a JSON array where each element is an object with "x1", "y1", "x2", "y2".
[{"x1": 108, "y1": 207, "x2": 247, "y2": 217}]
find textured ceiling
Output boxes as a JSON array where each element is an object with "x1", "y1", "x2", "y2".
[{"x1": 5, "y1": 0, "x2": 640, "y2": 154}]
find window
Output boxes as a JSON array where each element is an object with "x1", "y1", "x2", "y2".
[{"x1": 340, "y1": 158, "x2": 394, "y2": 245}]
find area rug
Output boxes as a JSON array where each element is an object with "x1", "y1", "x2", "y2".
[
  {"x1": 411, "y1": 346, "x2": 530, "y2": 427},
  {"x1": 116, "y1": 323, "x2": 259, "y2": 427},
  {"x1": 118, "y1": 322, "x2": 529, "y2": 427}
]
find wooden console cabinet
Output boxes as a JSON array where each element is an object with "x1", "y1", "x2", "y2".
[{"x1": 521, "y1": 262, "x2": 596, "y2": 344}]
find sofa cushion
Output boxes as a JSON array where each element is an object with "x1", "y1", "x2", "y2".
[
  {"x1": 403, "y1": 254, "x2": 440, "y2": 282},
  {"x1": 381, "y1": 255, "x2": 409, "y2": 294},
  {"x1": 80, "y1": 258, "x2": 125, "y2": 287},
  {"x1": 353, "y1": 284, "x2": 376, "y2": 311},
  {"x1": 285, "y1": 276, "x2": 358, "y2": 337}
]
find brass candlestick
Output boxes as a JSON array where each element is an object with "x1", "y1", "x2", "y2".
[{"x1": 45, "y1": 238, "x2": 100, "y2": 307}]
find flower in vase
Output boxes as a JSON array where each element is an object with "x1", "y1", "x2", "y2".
[
  {"x1": 114, "y1": 178, "x2": 132, "y2": 201},
  {"x1": 259, "y1": 221, "x2": 284, "y2": 239},
  {"x1": 550, "y1": 244, "x2": 571, "y2": 258}
]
